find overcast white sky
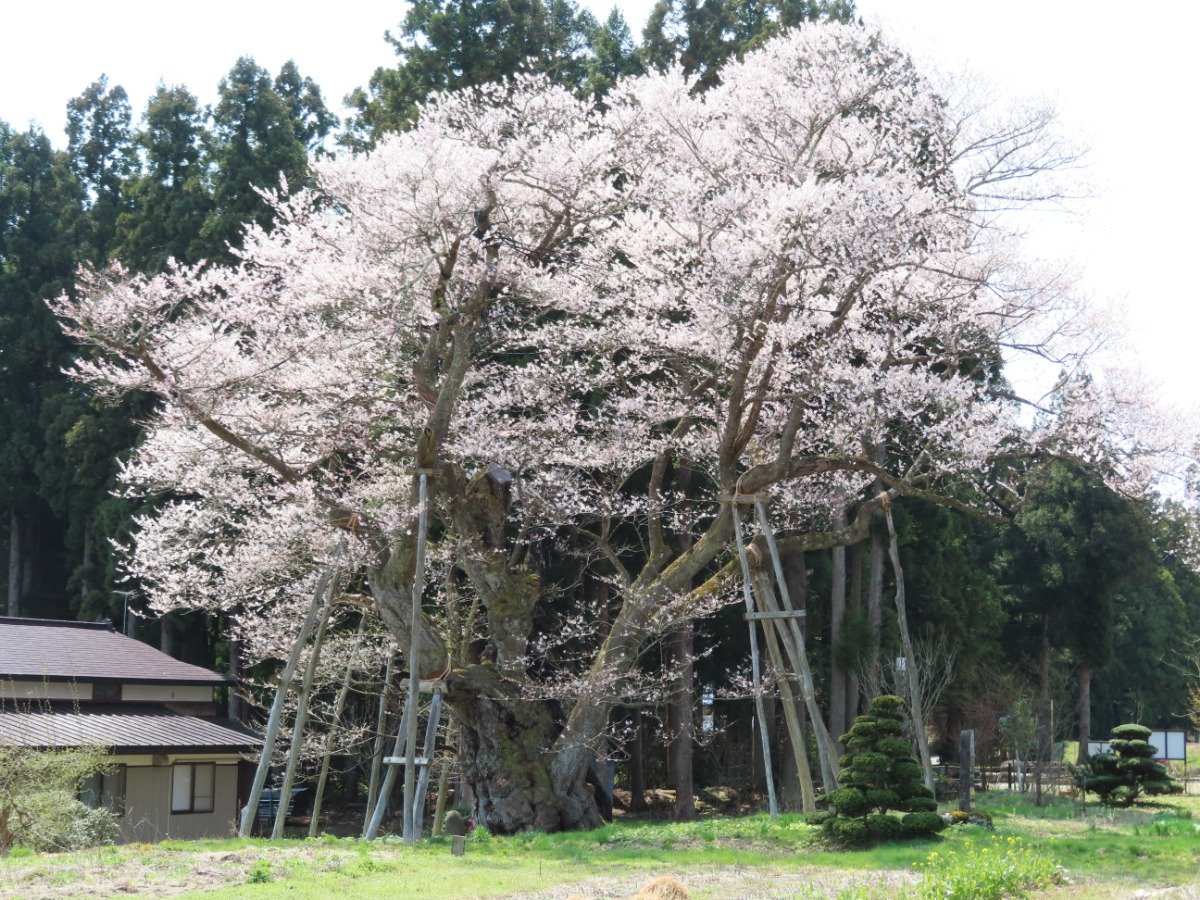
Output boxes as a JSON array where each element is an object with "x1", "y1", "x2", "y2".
[{"x1": 2, "y1": 1, "x2": 1197, "y2": 412}]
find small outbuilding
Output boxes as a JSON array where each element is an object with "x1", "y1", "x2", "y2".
[{"x1": 0, "y1": 616, "x2": 260, "y2": 842}]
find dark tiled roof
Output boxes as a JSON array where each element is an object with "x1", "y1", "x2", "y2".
[
  {"x1": 0, "y1": 703, "x2": 261, "y2": 753},
  {"x1": 0, "y1": 617, "x2": 228, "y2": 685}
]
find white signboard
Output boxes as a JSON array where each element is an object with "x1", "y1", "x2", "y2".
[{"x1": 1087, "y1": 730, "x2": 1187, "y2": 761}]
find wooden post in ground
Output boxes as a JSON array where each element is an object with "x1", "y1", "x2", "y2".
[
  {"x1": 365, "y1": 653, "x2": 395, "y2": 823},
  {"x1": 411, "y1": 690, "x2": 444, "y2": 839},
  {"x1": 273, "y1": 599, "x2": 334, "y2": 838},
  {"x1": 401, "y1": 470, "x2": 432, "y2": 844},
  {"x1": 237, "y1": 571, "x2": 331, "y2": 838},
  {"x1": 364, "y1": 700, "x2": 412, "y2": 839},
  {"x1": 753, "y1": 499, "x2": 840, "y2": 791},
  {"x1": 309, "y1": 617, "x2": 366, "y2": 837},
  {"x1": 731, "y1": 501, "x2": 778, "y2": 817},
  {"x1": 753, "y1": 568, "x2": 815, "y2": 813},
  {"x1": 960, "y1": 729, "x2": 975, "y2": 813}
]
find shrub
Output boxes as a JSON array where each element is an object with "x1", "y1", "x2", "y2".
[
  {"x1": 0, "y1": 744, "x2": 117, "y2": 854},
  {"x1": 1078, "y1": 722, "x2": 1180, "y2": 807},
  {"x1": 827, "y1": 817, "x2": 869, "y2": 844},
  {"x1": 901, "y1": 812, "x2": 946, "y2": 836},
  {"x1": 865, "y1": 813, "x2": 903, "y2": 841},
  {"x1": 822, "y1": 695, "x2": 940, "y2": 843}
]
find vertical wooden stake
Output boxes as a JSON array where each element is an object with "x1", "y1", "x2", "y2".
[
  {"x1": 732, "y1": 504, "x2": 778, "y2": 817},
  {"x1": 364, "y1": 700, "x2": 412, "y2": 839},
  {"x1": 402, "y1": 471, "x2": 431, "y2": 843},
  {"x1": 753, "y1": 500, "x2": 840, "y2": 790},
  {"x1": 272, "y1": 599, "x2": 333, "y2": 838},
  {"x1": 753, "y1": 569, "x2": 815, "y2": 813}
]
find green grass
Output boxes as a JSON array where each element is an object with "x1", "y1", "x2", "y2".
[{"x1": 2, "y1": 795, "x2": 1199, "y2": 897}]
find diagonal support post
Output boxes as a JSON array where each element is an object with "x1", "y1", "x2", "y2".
[{"x1": 732, "y1": 502, "x2": 779, "y2": 818}]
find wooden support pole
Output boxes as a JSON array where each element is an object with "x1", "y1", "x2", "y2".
[
  {"x1": 402, "y1": 471, "x2": 431, "y2": 844},
  {"x1": 753, "y1": 500, "x2": 840, "y2": 790},
  {"x1": 237, "y1": 571, "x2": 331, "y2": 838},
  {"x1": 753, "y1": 569, "x2": 815, "y2": 813},
  {"x1": 309, "y1": 617, "x2": 366, "y2": 838},
  {"x1": 364, "y1": 652, "x2": 395, "y2": 826},
  {"x1": 364, "y1": 700, "x2": 412, "y2": 839},
  {"x1": 884, "y1": 506, "x2": 935, "y2": 794},
  {"x1": 273, "y1": 600, "x2": 333, "y2": 838},
  {"x1": 411, "y1": 690, "x2": 443, "y2": 839},
  {"x1": 732, "y1": 505, "x2": 779, "y2": 817}
]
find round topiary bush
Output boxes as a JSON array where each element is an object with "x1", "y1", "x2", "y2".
[
  {"x1": 820, "y1": 694, "x2": 942, "y2": 843},
  {"x1": 1079, "y1": 723, "x2": 1180, "y2": 807}
]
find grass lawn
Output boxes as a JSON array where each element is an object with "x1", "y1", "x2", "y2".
[{"x1": 2, "y1": 794, "x2": 1198, "y2": 898}]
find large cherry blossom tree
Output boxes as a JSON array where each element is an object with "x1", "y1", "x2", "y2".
[{"x1": 52, "y1": 24, "x2": 1186, "y2": 832}]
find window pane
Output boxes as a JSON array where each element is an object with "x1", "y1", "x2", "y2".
[
  {"x1": 193, "y1": 764, "x2": 215, "y2": 813},
  {"x1": 171, "y1": 765, "x2": 193, "y2": 812}
]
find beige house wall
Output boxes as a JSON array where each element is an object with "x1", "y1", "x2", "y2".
[
  {"x1": 0, "y1": 680, "x2": 91, "y2": 701},
  {"x1": 115, "y1": 761, "x2": 239, "y2": 843}
]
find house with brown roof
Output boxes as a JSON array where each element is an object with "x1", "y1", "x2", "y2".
[{"x1": 0, "y1": 617, "x2": 260, "y2": 842}]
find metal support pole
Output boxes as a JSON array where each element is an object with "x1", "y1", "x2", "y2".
[
  {"x1": 732, "y1": 504, "x2": 778, "y2": 817},
  {"x1": 402, "y1": 471, "x2": 431, "y2": 843}
]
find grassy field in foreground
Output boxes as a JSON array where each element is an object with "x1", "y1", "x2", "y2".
[{"x1": 1, "y1": 794, "x2": 1198, "y2": 898}]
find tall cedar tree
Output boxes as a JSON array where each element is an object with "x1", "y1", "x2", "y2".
[
  {"x1": 345, "y1": 0, "x2": 601, "y2": 145},
  {"x1": 66, "y1": 76, "x2": 133, "y2": 265},
  {"x1": 1011, "y1": 462, "x2": 1157, "y2": 762},
  {"x1": 115, "y1": 85, "x2": 213, "y2": 272},
  {"x1": 642, "y1": 0, "x2": 855, "y2": 89},
  {"x1": 203, "y1": 57, "x2": 333, "y2": 258},
  {"x1": 0, "y1": 124, "x2": 83, "y2": 618}
]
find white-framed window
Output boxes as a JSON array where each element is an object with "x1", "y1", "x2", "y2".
[{"x1": 171, "y1": 762, "x2": 215, "y2": 814}]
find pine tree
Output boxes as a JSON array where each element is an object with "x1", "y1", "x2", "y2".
[
  {"x1": 0, "y1": 123, "x2": 84, "y2": 618},
  {"x1": 203, "y1": 57, "x2": 327, "y2": 257},
  {"x1": 817, "y1": 694, "x2": 946, "y2": 842},
  {"x1": 1080, "y1": 723, "x2": 1178, "y2": 807}
]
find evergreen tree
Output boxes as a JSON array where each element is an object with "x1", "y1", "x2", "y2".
[
  {"x1": 817, "y1": 694, "x2": 945, "y2": 842},
  {"x1": 0, "y1": 123, "x2": 83, "y2": 618},
  {"x1": 584, "y1": 9, "x2": 644, "y2": 99},
  {"x1": 203, "y1": 57, "x2": 327, "y2": 256},
  {"x1": 642, "y1": 0, "x2": 855, "y2": 90},
  {"x1": 274, "y1": 61, "x2": 340, "y2": 157},
  {"x1": 1011, "y1": 462, "x2": 1157, "y2": 763},
  {"x1": 345, "y1": 0, "x2": 600, "y2": 145},
  {"x1": 66, "y1": 76, "x2": 133, "y2": 264},
  {"x1": 115, "y1": 84, "x2": 213, "y2": 271},
  {"x1": 1079, "y1": 723, "x2": 1178, "y2": 807}
]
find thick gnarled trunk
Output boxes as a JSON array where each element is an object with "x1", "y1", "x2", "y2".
[{"x1": 448, "y1": 666, "x2": 603, "y2": 833}]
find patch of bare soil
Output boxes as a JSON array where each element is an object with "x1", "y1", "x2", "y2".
[{"x1": 508, "y1": 864, "x2": 920, "y2": 899}]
